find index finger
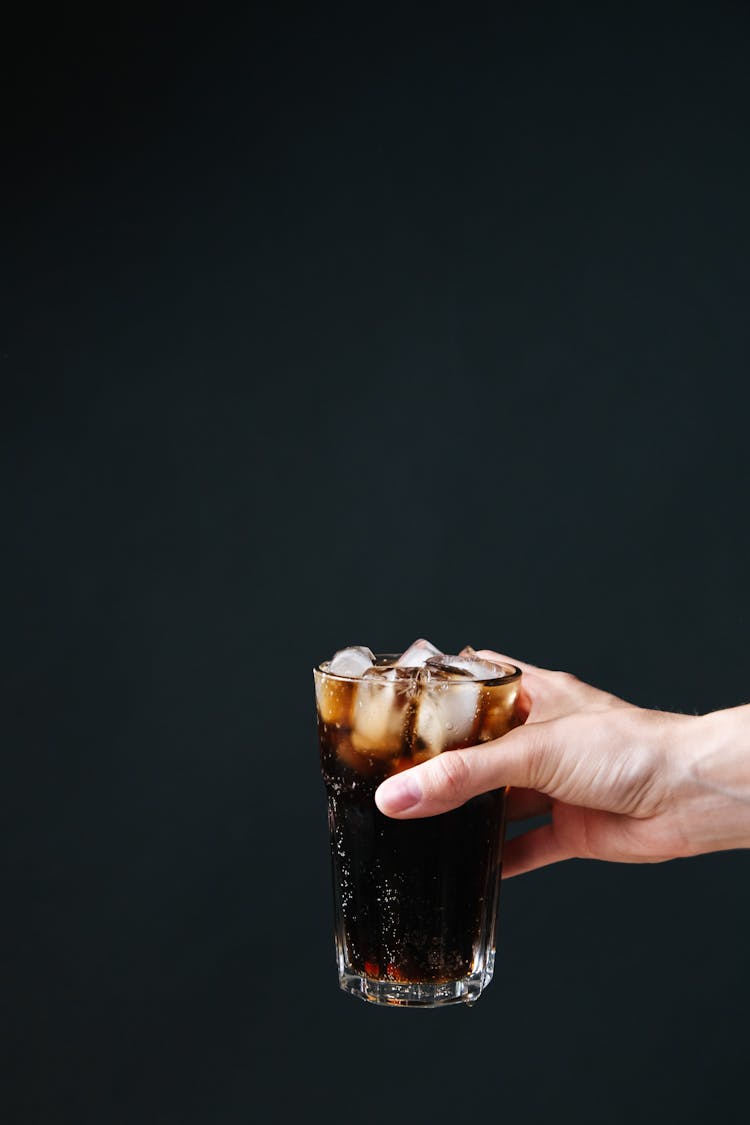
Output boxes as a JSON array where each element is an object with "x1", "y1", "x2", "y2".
[
  {"x1": 477, "y1": 650, "x2": 559, "y2": 724},
  {"x1": 475, "y1": 650, "x2": 541, "y2": 675}
]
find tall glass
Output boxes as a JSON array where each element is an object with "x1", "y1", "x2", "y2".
[{"x1": 314, "y1": 655, "x2": 525, "y2": 1008}]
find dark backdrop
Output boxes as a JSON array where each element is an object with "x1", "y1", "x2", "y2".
[{"x1": 4, "y1": 3, "x2": 749, "y2": 1123}]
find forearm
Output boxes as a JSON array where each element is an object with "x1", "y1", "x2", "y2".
[{"x1": 680, "y1": 705, "x2": 750, "y2": 854}]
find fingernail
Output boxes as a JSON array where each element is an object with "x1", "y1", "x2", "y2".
[{"x1": 376, "y1": 774, "x2": 422, "y2": 815}]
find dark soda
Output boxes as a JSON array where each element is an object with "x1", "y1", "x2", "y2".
[{"x1": 320, "y1": 719, "x2": 507, "y2": 983}]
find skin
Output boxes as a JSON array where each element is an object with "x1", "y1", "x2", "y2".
[{"x1": 374, "y1": 651, "x2": 750, "y2": 878}]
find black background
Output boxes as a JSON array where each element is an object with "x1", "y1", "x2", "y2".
[{"x1": 4, "y1": 3, "x2": 750, "y2": 1122}]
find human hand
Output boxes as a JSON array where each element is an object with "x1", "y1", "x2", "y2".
[{"x1": 375, "y1": 652, "x2": 750, "y2": 877}]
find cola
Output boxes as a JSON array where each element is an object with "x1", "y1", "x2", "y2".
[{"x1": 314, "y1": 642, "x2": 525, "y2": 1007}]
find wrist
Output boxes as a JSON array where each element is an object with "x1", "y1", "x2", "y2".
[{"x1": 680, "y1": 705, "x2": 750, "y2": 854}]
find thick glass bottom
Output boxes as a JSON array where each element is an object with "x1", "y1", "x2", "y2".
[{"x1": 339, "y1": 960, "x2": 494, "y2": 1008}]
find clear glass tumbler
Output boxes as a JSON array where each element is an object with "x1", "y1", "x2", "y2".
[{"x1": 314, "y1": 655, "x2": 525, "y2": 1008}]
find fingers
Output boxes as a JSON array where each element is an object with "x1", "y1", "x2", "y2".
[
  {"x1": 501, "y1": 823, "x2": 575, "y2": 878},
  {"x1": 475, "y1": 650, "x2": 541, "y2": 675},
  {"x1": 476, "y1": 650, "x2": 568, "y2": 724},
  {"x1": 375, "y1": 724, "x2": 549, "y2": 818},
  {"x1": 479, "y1": 649, "x2": 616, "y2": 723}
]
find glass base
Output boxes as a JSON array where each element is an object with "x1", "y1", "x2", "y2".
[{"x1": 339, "y1": 963, "x2": 493, "y2": 1008}]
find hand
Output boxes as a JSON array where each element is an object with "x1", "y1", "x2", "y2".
[{"x1": 374, "y1": 652, "x2": 750, "y2": 877}]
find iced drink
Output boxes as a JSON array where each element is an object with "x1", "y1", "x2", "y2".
[{"x1": 314, "y1": 640, "x2": 525, "y2": 1007}]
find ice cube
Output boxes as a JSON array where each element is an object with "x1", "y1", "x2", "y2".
[
  {"x1": 315, "y1": 674, "x2": 356, "y2": 726},
  {"x1": 328, "y1": 645, "x2": 375, "y2": 678},
  {"x1": 333, "y1": 731, "x2": 385, "y2": 777},
  {"x1": 397, "y1": 638, "x2": 443, "y2": 668},
  {"x1": 423, "y1": 658, "x2": 472, "y2": 680},
  {"x1": 413, "y1": 679, "x2": 480, "y2": 756},
  {"x1": 351, "y1": 667, "x2": 408, "y2": 756},
  {"x1": 433, "y1": 654, "x2": 506, "y2": 680}
]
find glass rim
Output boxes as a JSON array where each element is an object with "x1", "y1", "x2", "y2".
[{"x1": 314, "y1": 654, "x2": 522, "y2": 686}]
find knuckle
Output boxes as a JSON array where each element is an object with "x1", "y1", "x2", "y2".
[
  {"x1": 553, "y1": 669, "x2": 580, "y2": 689},
  {"x1": 430, "y1": 751, "x2": 471, "y2": 804},
  {"x1": 524, "y1": 729, "x2": 555, "y2": 791}
]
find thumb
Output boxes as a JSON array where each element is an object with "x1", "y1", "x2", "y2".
[{"x1": 374, "y1": 722, "x2": 554, "y2": 818}]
